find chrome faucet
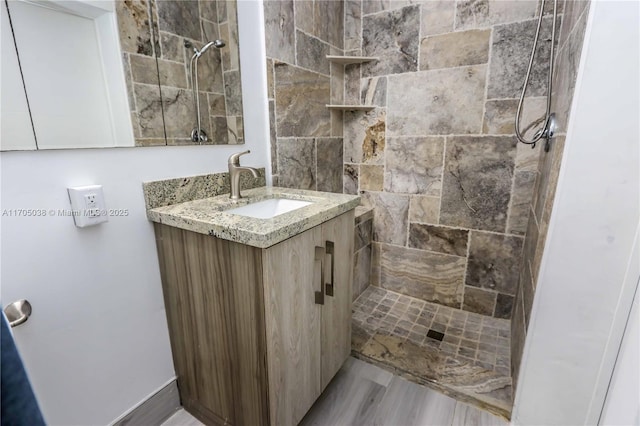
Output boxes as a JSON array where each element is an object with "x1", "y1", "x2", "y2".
[{"x1": 228, "y1": 150, "x2": 260, "y2": 200}]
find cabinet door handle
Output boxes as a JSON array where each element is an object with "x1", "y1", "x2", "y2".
[
  {"x1": 325, "y1": 241, "x2": 334, "y2": 297},
  {"x1": 314, "y1": 246, "x2": 325, "y2": 305}
]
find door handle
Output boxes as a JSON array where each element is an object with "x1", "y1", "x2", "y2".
[
  {"x1": 4, "y1": 299, "x2": 32, "y2": 328},
  {"x1": 314, "y1": 246, "x2": 325, "y2": 305},
  {"x1": 325, "y1": 241, "x2": 334, "y2": 297}
]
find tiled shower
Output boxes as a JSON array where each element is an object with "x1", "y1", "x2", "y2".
[
  {"x1": 116, "y1": 0, "x2": 244, "y2": 146},
  {"x1": 263, "y1": 0, "x2": 590, "y2": 417}
]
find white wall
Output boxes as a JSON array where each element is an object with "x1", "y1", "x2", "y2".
[
  {"x1": 0, "y1": 1, "x2": 270, "y2": 424},
  {"x1": 600, "y1": 281, "x2": 640, "y2": 425},
  {"x1": 512, "y1": 1, "x2": 640, "y2": 424}
]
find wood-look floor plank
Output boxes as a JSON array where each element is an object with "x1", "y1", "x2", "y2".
[
  {"x1": 300, "y1": 366, "x2": 387, "y2": 426},
  {"x1": 161, "y1": 409, "x2": 205, "y2": 426},
  {"x1": 451, "y1": 402, "x2": 510, "y2": 426},
  {"x1": 342, "y1": 357, "x2": 393, "y2": 387},
  {"x1": 372, "y1": 376, "x2": 458, "y2": 426}
]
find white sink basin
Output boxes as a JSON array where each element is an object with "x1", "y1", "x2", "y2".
[{"x1": 225, "y1": 198, "x2": 313, "y2": 219}]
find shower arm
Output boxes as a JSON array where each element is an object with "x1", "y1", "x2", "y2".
[{"x1": 515, "y1": 0, "x2": 558, "y2": 151}]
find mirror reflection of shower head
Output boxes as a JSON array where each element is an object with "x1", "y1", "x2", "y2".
[{"x1": 184, "y1": 39, "x2": 226, "y2": 57}]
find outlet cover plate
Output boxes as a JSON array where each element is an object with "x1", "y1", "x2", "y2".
[{"x1": 67, "y1": 185, "x2": 108, "y2": 228}]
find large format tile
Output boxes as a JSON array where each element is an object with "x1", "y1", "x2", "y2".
[
  {"x1": 408, "y1": 224, "x2": 469, "y2": 257},
  {"x1": 134, "y1": 83, "x2": 166, "y2": 138},
  {"x1": 466, "y1": 232, "x2": 523, "y2": 295},
  {"x1": 274, "y1": 63, "x2": 330, "y2": 137},
  {"x1": 360, "y1": 76, "x2": 387, "y2": 107},
  {"x1": 316, "y1": 137, "x2": 343, "y2": 193},
  {"x1": 190, "y1": 47, "x2": 224, "y2": 94},
  {"x1": 313, "y1": 0, "x2": 344, "y2": 49},
  {"x1": 296, "y1": 30, "x2": 330, "y2": 75},
  {"x1": 387, "y1": 66, "x2": 486, "y2": 136},
  {"x1": 420, "y1": 0, "x2": 455, "y2": 36},
  {"x1": 223, "y1": 70, "x2": 242, "y2": 116},
  {"x1": 409, "y1": 196, "x2": 440, "y2": 224},
  {"x1": 359, "y1": 165, "x2": 384, "y2": 191},
  {"x1": 507, "y1": 171, "x2": 536, "y2": 235},
  {"x1": 276, "y1": 138, "x2": 316, "y2": 190},
  {"x1": 156, "y1": 0, "x2": 201, "y2": 40},
  {"x1": 294, "y1": 0, "x2": 314, "y2": 34},
  {"x1": 362, "y1": 5, "x2": 420, "y2": 76},
  {"x1": 552, "y1": 9, "x2": 588, "y2": 134},
  {"x1": 344, "y1": 109, "x2": 386, "y2": 164},
  {"x1": 116, "y1": 0, "x2": 155, "y2": 56},
  {"x1": 362, "y1": 192, "x2": 409, "y2": 246},
  {"x1": 455, "y1": 0, "x2": 537, "y2": 30},
  {"x1": 495, "y1": 293, "x2": 515, "y2": 320},
  {"x1": 419, "y1": 29, "x2": 491, "y2": 71},
  {"x1": 380, "y1": 244, "x2": 465, "y2": 307},
  {"x1": 384, "y1": 137, "x2": 444, "y2": 196},
  {"x1": 488, "y1": 17, "x2": 557, "y2": 99},
  {"x1": 343, "y1": 164, "x2": 359, "y2": 195},
  {"x1": 344, "y1": 0, "x2": 362, "y2": 51},
  {"x1": 263, "y1": 0, "x2": 295, "y2": 63},
  {"x1": 160, "y1": 87, "x2": 208, "y2": 140},
  {"x1": 483, "y1": 97, "x2": 546, "y2": 136},
  {"x1": 268, "y1": 100, "x2": 277, "y2": 172},
  {"x1": 353, "y1": 245, "x2": 372, "y2": 300},
  {"x1": 441, "y1": 136, "x2": 516, "y2": 232},
  {"x1": 462, "y1": 286, "x2": 497, "y2": 316},
  {"x1": 510, "y1": 286, "x2": 527, "y2": 388}
]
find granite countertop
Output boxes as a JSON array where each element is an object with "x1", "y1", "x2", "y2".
[{"x1": 147, "y1": 187, "x2": 360, "y2": 248}]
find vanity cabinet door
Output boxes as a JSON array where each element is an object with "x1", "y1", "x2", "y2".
[
  {"x1": 320, "y1": 211, "x2": 355, "y2": 390},
  {"x1": 262, "y1": 225, "x2": 323, "y2": 426}
]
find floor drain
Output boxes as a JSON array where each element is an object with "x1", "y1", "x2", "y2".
[{"x1": 427, "y1": 330, "x2": 445, "y2": 341}]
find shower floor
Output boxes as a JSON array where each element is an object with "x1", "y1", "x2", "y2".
[{"x1": 351, "y1": 286, "x2": 513, "y2": 419}]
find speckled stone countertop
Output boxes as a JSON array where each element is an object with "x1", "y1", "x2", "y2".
[{"x1": 147, "y1": 187, "x2": 360, "y2": 248}]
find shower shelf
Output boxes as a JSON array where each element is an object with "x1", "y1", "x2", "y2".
[
  {"x1": 326, "y1": 55, "x2": 378, "y2": 64},
  {"x1": 326, "y1": 105, "x2": 375, "y2": 111}
]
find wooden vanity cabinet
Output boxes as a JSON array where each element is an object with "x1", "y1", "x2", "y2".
[{"x1": 153, "y1": 210, "x2": 354, "y2": 426}]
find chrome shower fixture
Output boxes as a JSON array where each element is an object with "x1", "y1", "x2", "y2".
[
  {"x1": 184, "y1": 39, "x2": 226, "y2": 143},
  {"x1": 515, "y1": 0, "x2": 558, "y2": 152}
]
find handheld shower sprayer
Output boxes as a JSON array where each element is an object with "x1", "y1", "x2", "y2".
[{"x1": 183, "y1": 39, "x2": 227, "y2": 142}]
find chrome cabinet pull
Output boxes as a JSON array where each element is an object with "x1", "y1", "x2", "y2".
[
  {"x1": 314, "y1": 246, "x2": 325, "y2": 305},
  {"x1": 4, "y1": 299, "x2": 32, "y2": 328},
  {"x1": 325, "y1": 241, "x2": 334, "y2": 297}
]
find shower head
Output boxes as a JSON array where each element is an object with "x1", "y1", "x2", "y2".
[
  {"x1": 201, "y1": 40, "x2": 226, "y2": 53},
  {"x1": 185, "y1": 39, "x2": 226, "y2": 57}
]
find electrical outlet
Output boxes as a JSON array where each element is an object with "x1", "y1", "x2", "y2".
[{"x1": 67, "y1": 185, "x2": 108, "y2": 228}]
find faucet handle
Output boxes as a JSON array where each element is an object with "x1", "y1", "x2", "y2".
[{"x1": 228, "y1": 150, "x2": 251, "y2": 166}]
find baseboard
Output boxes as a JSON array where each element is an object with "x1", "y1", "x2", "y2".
[{"x1": 113, "y1": 380, "x2": 181, "y2": 426}]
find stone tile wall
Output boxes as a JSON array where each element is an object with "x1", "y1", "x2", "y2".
[
  {"x1": 263, "y1": 0, "x2": 345, "y2": 193},
  {"x1": 116, "y1": 0, "x2": 243, "y2": 146},
  {"x1": 353, "y1": 207, "x2": 374, "y2": 300},
  {"x1": 344, "y1": 0, "x2": 561, "y2": 321},
  {"x1": 511, "y1": 0, "x2": 591, "y2": 389}
]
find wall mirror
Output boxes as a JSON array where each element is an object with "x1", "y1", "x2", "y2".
[{"x1": 1, "y1": 0, "x2": 244, "y2": 150}]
